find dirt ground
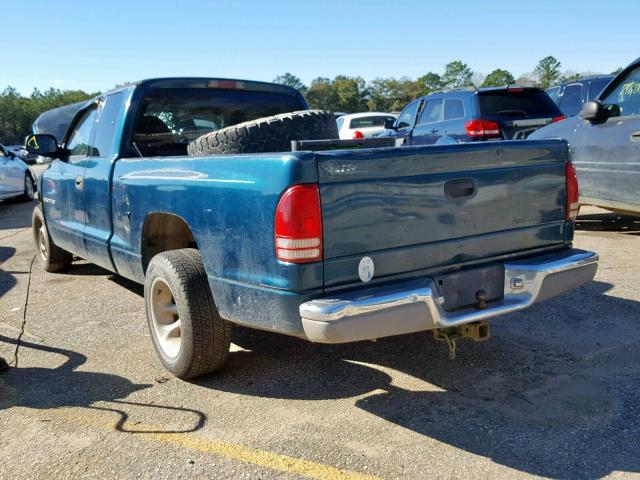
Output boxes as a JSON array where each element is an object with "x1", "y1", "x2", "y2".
[{"x1": 1, "y1": 199, "x2": 639, "y2": 479}]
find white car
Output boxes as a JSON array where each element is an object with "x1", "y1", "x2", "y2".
[
  {"x1": 336, "y1": 112, "x2": 397, "y2": 139},
  {"x1": 0, "y1": 144, "x2": 36, "y2": 201}
]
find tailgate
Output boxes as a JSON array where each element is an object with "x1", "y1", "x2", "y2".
[
  {"x1": 501, "y1": 117, "x2": 555, "y2": 139},
  {"x1": 317, "y1": 140, "x2": 568, "y2": 288}
]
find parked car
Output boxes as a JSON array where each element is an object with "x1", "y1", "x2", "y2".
[
  {"x1": 379, "y1": 86, "x2": 566, "y2": 146},
  {"x1": 0, "y1": 143, "x2": 37, "y2": 201},
  {"x1": 336, "y1": 112, "x2": 397, "y2": 139},
  {"x1": 27, "y1": 77, "x2": 597, "y2": 379},
  {"x1": 531, "y1": 59, "x2": 640, "y2": 215},
  {"x1": 546, "y1": 75, "x2": 615, "y2": 117}
]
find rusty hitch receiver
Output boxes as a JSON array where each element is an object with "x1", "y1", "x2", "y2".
[{"x1": 434, "y1": 321, "x2": 490, "y2": 360}]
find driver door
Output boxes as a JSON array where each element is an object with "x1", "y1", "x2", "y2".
[
  {"x1": 574, "y1": 66, "x2": 640, "y2": 211},
  {"x1": 42, "y1": 106, "x2": 98, "y2": 258}
]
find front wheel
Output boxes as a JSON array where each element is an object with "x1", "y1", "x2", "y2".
[
  {"x1": 32, "y1": 205, "x2": 72, "y2": 272},
  {"x1": 144, "y1": 249, "x2": 232, "y2": 379}
]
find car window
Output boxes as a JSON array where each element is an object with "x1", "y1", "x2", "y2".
[
  {"x1": 349, "y1": 116, "x2": 395, "y2": 129},
  {"x1": 396, "y1": 101, "x2": 420, "y2": 129},
  {"x1": 558, "y1": 84, "x2": 583, "y2": 116},
  {"x1": 0, "y1": 148, "x2": 5, "y2": 157},
  {"x1": 601, "y1": 67, "x2": 640, "y2": 117},
  {"x1": 66, "y1": 108, "x2": 98, "y2": 162},
  {"x1": 91, "y1": 92, "x2": 126, "y2": 159},
  {"x1": 478, "y1": 90, "x2": 561, "y2": 117},
  {"x1": 336, "y1": 117, "x2": 344, "y2": 130},
  {"x1": 588, "y1": 78, "x2": 612, "y2": 101},
  {"x1": 546, "y1": 86, "x2": 561, "y2": 104},
  {"x1": 443, "y1": 99, "x2": 464, "y2": 120},
  {"x1": 418, "y1": 99, "x2": 443, "y2": 124}
]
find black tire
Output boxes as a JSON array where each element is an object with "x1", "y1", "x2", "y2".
[
  {"x1": 144, "y1": 249, "x2": 232, "y2": 379},
  {"x1": 187, "y1": 110, "x2": 338, "y2": 156},
  {"x1": 19, "y1": 173, "x2": 36, "y2": 202},
  {"x1": 32, "y1": 205, "x2": 73, "y2": 272}
]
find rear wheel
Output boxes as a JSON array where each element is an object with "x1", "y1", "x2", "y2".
[
  {"x1": 32, "y1": 205, "x2": 72, "y2": 272},
  {"x1": 144, "y1": 249, "x2": 232, "y2": 379},
  {"x1": 19, "y1": 173, "x2": 35, "y2": 202}
]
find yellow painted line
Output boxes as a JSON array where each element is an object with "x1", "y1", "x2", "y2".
[{"x1": 56, "y1": 408, "x2": 380, "y2": 480}]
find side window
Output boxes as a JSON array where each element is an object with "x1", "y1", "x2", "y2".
[
  {"x1": 92, "y1": 92, "x2": 126, "y2": 159},
  {"x1": 443, "y1": 99, "x2": 464, "y2": 120},
  {"x1": 336, "y1": 117, "x2": 344, "y2": 130},
  {"x1": 546, "y1": 86, "x2": 561, "y2": 104},
  {"x1": 0, "y1": 148, "x2": 6, "y2": 157},
  {"x1": 602, "y1": 67, "x2": 640, "y2": 117},
  {"x1": 66, "y1": 108, "x2": 98, "y2": 163},
  {"x1": 558, "y1": 84, "x2": 583, "y2": 116},
  {"x1": 418, "y1": 99, "x2": 443, "y2": 124},
  {"x1": 396, "y1": 101, "x2": 420, "y2": 128},
  {"x1": 587, "y1": 78, "x2": 611, "y2": 101}
]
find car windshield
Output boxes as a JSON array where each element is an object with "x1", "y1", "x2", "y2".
[
  {"x1": 478, "y1": 90, "x2": 561, "y2": 118},
  {"x1": 132, "y1": 88, "x2": 303, "y2": 156}
]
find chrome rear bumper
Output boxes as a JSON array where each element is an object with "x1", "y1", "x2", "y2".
[{"x1": 300, "y1": 248, "x2": 598, "y2": 343}]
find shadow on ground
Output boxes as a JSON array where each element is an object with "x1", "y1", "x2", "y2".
[
  {"x1": 576, "y1": 212, "x2": 640, "y2": 235},
  {"x1": 0, "y1": 246, "x2": 18, "y2": 301},
  {"x1": 0, "y1": 199, "x2": 36, "y2": 231},
  {"x1": 0, "y1": 335, "x2": 206, "y2": 434},
  {"x1": 193, "y1": 280, "x2": 640, "y2": 479}
]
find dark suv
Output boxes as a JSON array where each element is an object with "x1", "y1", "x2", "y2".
[
  {"x1": 546, "y1": 75, "x2": 614, "y2": 117},
  {"x1": 381, "y1": 86, "x2": 565, "y2": 146}
]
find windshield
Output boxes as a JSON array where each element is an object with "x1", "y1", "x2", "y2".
[
  {"x1": 478, "y1": 90, "x2": 561, "y2": 118},
  {"x1": 132, "y1": 88, "x2": 304, "y2": 156}
]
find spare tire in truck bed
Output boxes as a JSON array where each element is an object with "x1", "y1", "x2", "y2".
[{"x1": 187, "y1": 110, "x2": 338, "y2": 156}]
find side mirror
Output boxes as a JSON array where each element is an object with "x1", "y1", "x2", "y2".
[
  {"x1": 25, "y1": 134, "x2": 59, "y2": 156},
  {"x1": 579, "y1": 101, "x2": 609, "y2": 122},
  {"x1": 384, "y1": 118, "x2": 397, "y2": 130}
]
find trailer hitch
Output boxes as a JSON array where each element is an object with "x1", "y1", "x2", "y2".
[{"x1": 433, "y1": 321, "x2": 490, "y2": 360}]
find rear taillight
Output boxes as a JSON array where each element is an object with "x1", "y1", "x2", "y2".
[
  {"x1": 566, "y1": 162, "x2": 579, "y2": 221},
  {"x1": 464, "y1": 119, "x2": 501, "y2": 139},
  {"x1": 551, "y1": 115, "x2": 567, "y2": 123},
  {"x1": 275, "y1": 184, "x2": 323, "y2": 263},
  {"x1": 352, "y1": 130, "x2": 364, "y2": 139}
]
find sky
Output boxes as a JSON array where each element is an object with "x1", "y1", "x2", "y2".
[{"x1": 1, "y1": 0, "x2": 637, "y2": 95}]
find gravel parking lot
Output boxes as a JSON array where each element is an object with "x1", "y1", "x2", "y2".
[{"x1": 1, "y1": 199, "x2": 639, "y2": 479}]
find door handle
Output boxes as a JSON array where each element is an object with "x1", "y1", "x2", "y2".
[
  {"x1": 444, "y1": 178, "x2": 477, "y2": 201},
  {"x1": 430, "y1": 128, "x2": 439, "y2": 134},
  {"x1": 75, "y1": 176, "x2": 84, "y2": 190},
  {"x1": 631, "y1": 131, "x2": 640, "y2": 141}
]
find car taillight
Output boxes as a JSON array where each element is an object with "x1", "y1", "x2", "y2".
[
  {"x1": 566, "y1": 162, "x2": 579, "y2": 221},
  {"x1": 464, "y1": 119, "x2": 501, "y2": 139},
  {"x1": 352, "y1": 130, "x2": 364, "y2": 139},
  {"x1": 275, "y1": 184, "x2": 322, "y2": 263},
  {"x1": 551, "y1": 115, "x2": 567, "y2": 123}
]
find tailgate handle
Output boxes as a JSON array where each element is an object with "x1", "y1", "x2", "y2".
[{"x1": 444, "y1": 178, "x2": 477, "y2": 200}]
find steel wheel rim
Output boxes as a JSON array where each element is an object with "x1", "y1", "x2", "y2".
[
  {"x1": 150, "y1": 277, "x2": 181, "y2": 359},
  {"x1": 38, "y1": 225, "x2": 47, "y2": 260}
]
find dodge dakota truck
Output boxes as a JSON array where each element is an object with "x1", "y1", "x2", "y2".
[{"x1": 27, "y1": 77, "x2": 599, "y2": 379}]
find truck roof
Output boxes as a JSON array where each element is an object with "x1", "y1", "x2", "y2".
[{"x1": 104, "y1": 77, "x2": 302, "y2": 97}]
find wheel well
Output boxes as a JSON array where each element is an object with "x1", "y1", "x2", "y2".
[{"x1": 141, "y1": 213, "x2": 197, "y2": 272}]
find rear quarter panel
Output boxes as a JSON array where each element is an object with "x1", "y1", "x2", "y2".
[{"x1": 110, "y1": 152, "x2": 321, "y2": 333}]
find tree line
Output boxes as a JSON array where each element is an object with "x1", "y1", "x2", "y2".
[{"x1": 0, "y1": 56, "x2": 621, "y2": 145}]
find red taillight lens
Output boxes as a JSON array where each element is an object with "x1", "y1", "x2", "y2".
[
  {"x1": 352, "y1": 130, "x2": 364, "y2": 139},
  {"x1": 464, "y1": 119, "x2": 501, "y2": 139},
  {"x1": 275, "y1": 184, "x2": 323, "y2": 263},
  {"x1": 552, "y1": 115, "x2": 567, "y2": 123},
  {"x1": 566, "y1": 162, "x2": 579, "y2": 221}
]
